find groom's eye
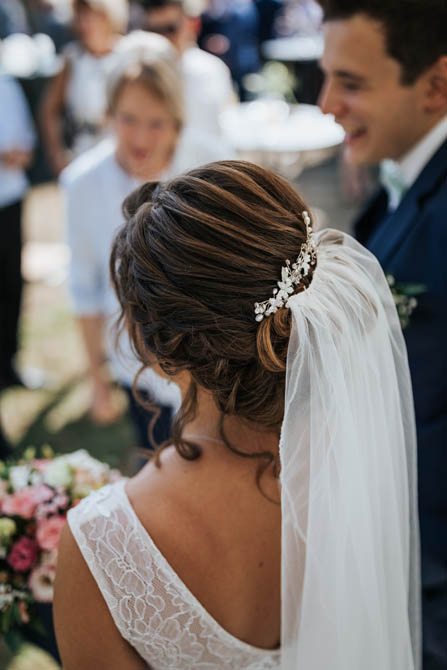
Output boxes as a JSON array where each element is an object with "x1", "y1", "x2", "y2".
[{"x1": 343, "y1": 81, "x2": 362, "y2": 91}]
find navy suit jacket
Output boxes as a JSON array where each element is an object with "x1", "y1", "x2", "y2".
[{"x1": 355, "y1": 138, "x2": 447, "y2": 669}]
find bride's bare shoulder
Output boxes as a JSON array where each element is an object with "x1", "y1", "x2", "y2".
[
  {"x1": 126, "y1": 444, "x2": 278, "y2": 543},
  {"x1": 126, "y1": 444, "x2": 245, "y2": 547}
]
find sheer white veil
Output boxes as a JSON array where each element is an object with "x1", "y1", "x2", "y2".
[{"x1": 279, "y1": 229, "x2": 421, "y2": 669}]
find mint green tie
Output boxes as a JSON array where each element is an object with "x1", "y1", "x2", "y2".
[{"x1": 380, "y1": 160, "x2": 407, "y2": 211}]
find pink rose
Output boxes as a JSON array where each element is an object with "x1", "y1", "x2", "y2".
[
  {"x1": 36, "y1": 515, "x2": 66, "y2": 551},
  {"x1": 53, "y1": 491, "x2": 69, "y2": 509},
  {"x1": 7, "y1": 537, "x2": 39, "y2": 572},
  {"x1": 1, "y1": 485, "x2": 53, "y2": 520},
  {"x1": 28, "y1": 564, "x2": 56, "y2": 603},
  {"x1": 35, "y1": 490, "x2": 69, "y2": 518},
  {"x1": 2, "y1": 488, "x2": 37, "y2": 519},
  {"x1": 31, "y1": 459, "x2": 50, "y2": 474},
  {"x1": 35, "y1": 489, "x2": 68, "y2": 520},
  {"x1": 35, "y1": 501, "x2": 59, "y2": 519},
  {"x1": 31, "y1": 484, "x2": 54, "y2": 506}
]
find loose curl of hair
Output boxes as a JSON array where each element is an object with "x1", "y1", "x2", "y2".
[{"x1": 110, "y1": 160, "x2": 316, "y2": 487}]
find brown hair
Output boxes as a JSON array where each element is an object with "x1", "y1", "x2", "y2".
[
  {"x1": 317, "y1": 0, "x2": 447, "y2": 85},
  {"x1": 106, "y1": 37, "x2": 183, "y2": 130},
  {"x1": 73, "y1": 0, "x2": 129, "y2": 33},
  {"x1": 110, "y1": 160, "x2": 316, "y2": 482}
]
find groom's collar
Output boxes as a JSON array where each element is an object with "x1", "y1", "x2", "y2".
[{"x1": 380, "y1": 116, "x2": 447, "y2": 211}]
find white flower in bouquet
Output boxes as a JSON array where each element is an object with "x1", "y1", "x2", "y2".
[
  {"x1": 43, "y1": 458, "x2": 73, "y2": 488},
  {"x1": 28, "y1": 564, "x2": 56, "y2": 603},
  {"x1": 41, "y1": 549, "x2": 58, "y2": 568},
  {"x1": 30, "y1": 470, "x2": 44, "y2": 486},
  {"x1": 64, "y1": 449, "x2": 110, "y2": 481},
  {"x1": 9, "y1": 465, "x2": 32, "y2": 491},
  {"x1": 0, "y1": 584, "x2": 14, "y2": 608}
]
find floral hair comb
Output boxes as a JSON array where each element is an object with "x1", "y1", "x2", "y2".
[{"x1": 254, "y1": 211, "x2": 317, "y2": 322}]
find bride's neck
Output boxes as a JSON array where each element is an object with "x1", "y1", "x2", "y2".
[{"x1": 178, "y1": 377, "x2": 279, "y2": 457}]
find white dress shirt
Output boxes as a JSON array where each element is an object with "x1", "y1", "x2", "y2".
[
  {"x1": 181, "y1": 46, "x2": 235, "y2": 139},
  {"x1": 0, "y1": 73, "x2": 36, "y2": 208},
  {"x1": 61, "y1": 128, "x2": 234, "y2": 402},
  {"x1": 380, "y1": 116, "x2": 447, "y2": 211}
]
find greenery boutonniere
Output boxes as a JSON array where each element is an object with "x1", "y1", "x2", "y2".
[{"x1": 386, "y1": 274, "x2": 426, "y2": 329}]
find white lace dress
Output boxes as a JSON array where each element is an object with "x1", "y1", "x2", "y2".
[{"x1": 68, "y1": 479, "x2": 281, "y2": 669}]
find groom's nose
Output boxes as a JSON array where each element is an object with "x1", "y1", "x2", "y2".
[{"x1": 318, "y1": 79, "x2": 347, "y2": 120}]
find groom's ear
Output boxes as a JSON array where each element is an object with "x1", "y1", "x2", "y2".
[{"x1": 421, "y1": 55, "x2": 447, "y2": 113}]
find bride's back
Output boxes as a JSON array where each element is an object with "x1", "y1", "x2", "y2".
[{"x1": 127, "y1": 440, "x2": 282, "y2": 650}]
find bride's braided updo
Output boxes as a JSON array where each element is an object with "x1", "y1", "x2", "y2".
[{"x1": 110, "y1": 160, "x2": 316, "y2": 477}]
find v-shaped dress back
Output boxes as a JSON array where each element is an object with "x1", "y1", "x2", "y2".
[{"x1": 68, "y1": 479, "x2": 281, "y2": 669}]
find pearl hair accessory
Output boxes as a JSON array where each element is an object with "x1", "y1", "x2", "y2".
[{"x1": 254, "y1": 211, "x2": 317, "y2": 322}]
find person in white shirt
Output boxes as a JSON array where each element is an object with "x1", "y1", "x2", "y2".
[
  {"x1": 133, "y1": 0, "x2": 236, "y2": 138},
  {"x1": 40, "y1": 0, "x2": 128, "y2": 175},
  {"x1": 61, "y1": 31, "x2": 233, "y2": 447},
  {"x1": 0, "y1": 72, "x2": 36, "y2": 391}
]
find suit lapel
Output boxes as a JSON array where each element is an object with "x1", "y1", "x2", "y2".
[
  {"x1": 367, "y1": 195, "x2": 418, "y2": 267},
  {"x1": 355, "y1": 188, "x2": 388, "y2": 246},
  {"x1": 362, "y1": 138, "x2": 447, "y2": 267}
]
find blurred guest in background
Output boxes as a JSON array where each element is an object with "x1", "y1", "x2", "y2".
[
  {"x1": 61, "y1": 32, "x2": 233, "y2": 448},
  {"x1": 134, "y1": 0, "x2": 235, "y2": 138},
  {"x1": 0, "y1": 0, "x2": 29, "y2": 38},
  {"x1": 0, "y1": 71, "x2": 36, "y2": 392},
  {"x1": 0, "y1": 0, "x2": 73, "y2": 52},
  {"x1": 40, "y1": 0, "x2": 128, "y2": 176},
  {"x1": 318, "y1": 1, "x2": 447, "y2": 667},
  {"x1": 199, "y1": 0, "x2": 260, "y2": 100}
]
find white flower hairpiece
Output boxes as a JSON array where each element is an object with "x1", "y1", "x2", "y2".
[{"x1": 254, "y1": 211, "x2": 317, "y2": 322}]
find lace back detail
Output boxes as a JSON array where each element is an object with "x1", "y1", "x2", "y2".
[{"x1": 68, "y1": 481, "x2": 280, "y2": 669}]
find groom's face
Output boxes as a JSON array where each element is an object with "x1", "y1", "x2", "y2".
[{"x1": 318, "y1": 14, "x2": 428, "y2": 165}]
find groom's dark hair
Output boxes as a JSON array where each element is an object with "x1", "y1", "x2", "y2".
[{"x1": 317, "y1": 0, "x2": 447, "y2": 84}]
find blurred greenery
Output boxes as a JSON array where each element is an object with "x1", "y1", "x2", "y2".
[
  {"x1": 0, "y1": 185, "x2": 140, "y2": 668},
  {"x1": 12, "y1": 379, "x2": 135, "y2": 471}
]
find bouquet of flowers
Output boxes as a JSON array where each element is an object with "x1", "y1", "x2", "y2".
[{"x1": 0, "y1": 447, "x2": 120, "y2": 636}]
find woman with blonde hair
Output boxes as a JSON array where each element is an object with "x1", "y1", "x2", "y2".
[
  {"x1": 61, "y1": 32, "x2": 232, "y2": 442},
  {"x1": 40, "y1": 0, "x2": 128, "y2": 174},
  {"x1": 55, "y1": 160, "x2": 420, "y2": 669}
]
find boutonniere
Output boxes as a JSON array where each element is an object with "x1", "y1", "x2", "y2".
[{"x1": 386, "y1": 274, "x2": 426, "y2": 329}]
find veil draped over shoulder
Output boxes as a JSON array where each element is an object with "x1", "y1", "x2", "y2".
[{"x1": 280, "y1": 230, "x2": 421, "y2": 670}]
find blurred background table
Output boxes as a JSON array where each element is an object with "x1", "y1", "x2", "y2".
[{"x1": 220, "y1": 100, "x2": 344, "y2": 180}]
